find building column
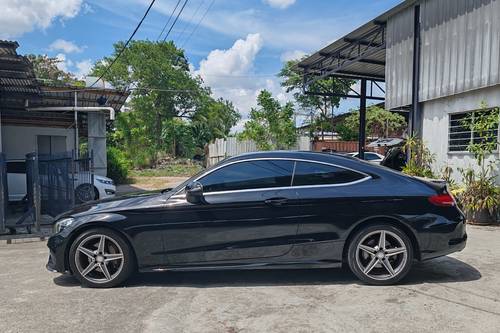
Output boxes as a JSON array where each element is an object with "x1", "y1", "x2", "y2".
[{"x1": 87, "y1": 112, "x2": 107, "y2": 176}]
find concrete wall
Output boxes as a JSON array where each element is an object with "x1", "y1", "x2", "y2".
[
  {"x1": 0, "y1": 125, "x2": 75, "y2": 160},
  {"x1": 421, "y1": 84, "x2": 500, "y2": 184}
]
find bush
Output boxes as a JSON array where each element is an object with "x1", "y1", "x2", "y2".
[{"x1": 107, "y1": 147, "x2": 130, "y2": 184}]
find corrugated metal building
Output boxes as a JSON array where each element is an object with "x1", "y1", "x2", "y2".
[{"x1": 299, "y1": 0, "x2": 500, "y2": 183}]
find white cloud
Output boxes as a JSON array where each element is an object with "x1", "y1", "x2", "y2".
[
  {"x1": 55, "y1": 53, "x2": 72, "y2": 72},
  {"x1": 195, "y1": 33, "x2": 293, "y2": 132},
  {"x1": 197, "y1": 33, "x2": 263, "y2": 82},
  {"x1": 280, "y1": 50, "x2": 307, "y2": 62},
  {"x1": 49, "y1": 39, "x2": 84, "y2": 53},
  {"x1": 54, "y1": 53, "x2": 92, "y2": 79},
  {"x1": 263, "y1": 0, "x2": 296, "y2": 9},
  {"x1": 74, "y1": 59, "x2": 93, "y2": 79},
  {"x1": 0, "y1": 0, "x2": 83, "y2": 39}
]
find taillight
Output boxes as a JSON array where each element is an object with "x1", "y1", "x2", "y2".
[{"x1": 428, "y1": 193, "x2": 456, "y2": 207}]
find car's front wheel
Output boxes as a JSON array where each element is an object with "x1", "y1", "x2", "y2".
[
  {"x1": 68, "y1": 228, "x2": 134, "y2": 288},
  {"x1": 347, "y1": 224, "x2": 413, "y2": 285}
]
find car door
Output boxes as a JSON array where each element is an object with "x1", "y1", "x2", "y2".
[
  {"x1": 161, "y1": 159, "x2": 302, "y2": 265},
  {"x1": 290, "y1": 161, "x2": 370, "y2": 264}
]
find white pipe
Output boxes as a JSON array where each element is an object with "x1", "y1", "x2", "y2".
[{"x1": 26, "y1": 107, "x2": 116, "y2": 120}]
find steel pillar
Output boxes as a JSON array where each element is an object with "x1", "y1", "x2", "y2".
[{"x1": 358, "y1": 79, "x2": 367, "y2": 159}]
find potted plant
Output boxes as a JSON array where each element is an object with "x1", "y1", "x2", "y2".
[{"x1": 458, "y1": 104, "x2": 499, "y2": 225}]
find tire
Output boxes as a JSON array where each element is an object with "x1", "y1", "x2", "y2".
[
  {"x1": 347, "y1": 224, "x2": 413, "y2": 285},
  {"x1": 75, "y1": 184, "x2": 97, "y2": 204},
  {"x1": 68, "y1": 228, "x2": 135, "y2": 288}
]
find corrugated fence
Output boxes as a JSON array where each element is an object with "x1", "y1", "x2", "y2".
[{"x1": 207, "y1": 137, "x2": 311, "y2": 167}]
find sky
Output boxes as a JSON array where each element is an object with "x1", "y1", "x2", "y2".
[{"x1": 0, "y1": 0, "x2": 401, "y2": 131}]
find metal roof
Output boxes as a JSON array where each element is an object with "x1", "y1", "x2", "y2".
[
  {"x1": 37, "y1": 86, "x2": 129, "y2": 112},
  {"x1": 297, "y1": 0, "x2": 417, "y2": 83}
]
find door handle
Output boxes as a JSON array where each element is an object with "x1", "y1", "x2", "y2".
[{"x1": 265, "y1": 198, "x2": 288, "y2": 207}]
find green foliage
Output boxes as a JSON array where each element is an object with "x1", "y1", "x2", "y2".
[
  {"x1": 27, "y1": 54, "x2": 84, "y2": 86},
  {"x1": 107, "y1": 147, "x2": 131, "y2": 184},
  {"x1": 161, "y1": 118, "x2": 196, "y2": 158},
  {"x1": 458, "y1": 103, "x2": 499, "y2": 216},
  {"x1": 460, "y1": 104, "x2": 499, "y2": 167},
  {"x1": 239, "y1": 90, "x2": 296, "y2": 150},
  {"x1": 334, "y1": 123, "x2": 358, "y2": 141},
  {"x1": 340, "y1": 106, "x2": 407, "y2": 140},
  {"x1": 94, "y1": 40, "x2": 239, "y2": 166},
  {"x1": 402, "y1": 136, "x2": 436, "y2": 178},
  {"x1": 458, "y1": 165, "x2": 499, "y2": 216},
  {"x1": 279, "y1": 59, "x2": 354, "y2": 131},
  {"x1": 130, "y1": 163, "x2": 203, "y2": 177}
]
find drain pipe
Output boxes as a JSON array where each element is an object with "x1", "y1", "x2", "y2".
[{"x1": 26, "y1": 106, "x2": 116, "y2": 120}]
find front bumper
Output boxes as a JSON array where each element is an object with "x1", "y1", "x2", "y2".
[{"x1": 46, "y1": 234, "x2": 68, "y2": 273}]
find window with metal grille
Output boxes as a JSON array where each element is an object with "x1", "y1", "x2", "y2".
[{"x1": 448, "y1": 109, "x2": 499, "y2": 152}]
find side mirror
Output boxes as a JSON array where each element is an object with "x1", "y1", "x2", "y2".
[{"x1": 185, "y1": 181, "x2": 206, "y2": 205}]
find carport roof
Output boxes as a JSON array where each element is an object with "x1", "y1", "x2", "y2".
[{"x1": 297, "y1": 0, "x2": 417, "y2": 83}]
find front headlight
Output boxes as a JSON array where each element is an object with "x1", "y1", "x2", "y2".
[
  {"x1": 54, "y1": 218, "x2": 75, "y2": 233},
  {"x1": 96, "y1": 178, "x2": 114, "y2": 186}
]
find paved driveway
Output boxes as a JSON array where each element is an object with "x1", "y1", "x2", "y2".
[{"x1": 1, "y1": 225, "x2": 499, "y2": 333}]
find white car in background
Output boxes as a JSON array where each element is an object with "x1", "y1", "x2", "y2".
[
  {"x1": 6, "y1": 160, "x2": 116, "y2": 203},
  {"x1": 347, "y1": 152, "x2": 385, "y2": 164}
]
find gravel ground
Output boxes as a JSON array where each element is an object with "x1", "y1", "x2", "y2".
[{"x1": 0, "y1": 225, "x2": 499, "y2": 333}]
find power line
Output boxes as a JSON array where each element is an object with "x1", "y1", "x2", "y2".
[
  {"x1": 157, "y1": 0, "x2": 181, "y2": 41},
  {"x1": 175, "y1": 0, "x2": 205, "y2": 45},
  {"x1": 89, "y1": 0, "x2": 157, "y2": 88},
  {"x1": 162, "y1": 0, "x2": 190, "y2": 42},
  {"x1": 181, "y1": 0, "x2": 214, "y2": 48}
]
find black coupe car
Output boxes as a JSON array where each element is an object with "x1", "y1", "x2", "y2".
[{"x1": 47, "y1": 151, "x2": 466, "y2": 288}]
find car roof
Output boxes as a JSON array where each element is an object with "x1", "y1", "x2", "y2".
[
  {"x1": 221, "y1": 150, "x2": 405, "y2": 179},
  {"x1": 226, "y1": 150, "x2": 351, "y2": 162}
]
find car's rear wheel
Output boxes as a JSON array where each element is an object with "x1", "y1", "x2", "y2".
[
  {"x1": 69, "y1": 228, "x2": 134, "y2": 288},
  {"x1": 347, "y1": 224, "x2": 413, "y2": 285}
]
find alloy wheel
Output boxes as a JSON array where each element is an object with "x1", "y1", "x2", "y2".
[
  {"x1": 74, "y1": 234, "x2": 124, "y2": 284},
  {"x1": 355, "y1": 230, "x2": 408, "y2": 281}
]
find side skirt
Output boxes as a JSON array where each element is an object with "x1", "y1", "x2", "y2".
[{"x1": 138, "y1": 261, "x2": 342, "y2": 273}]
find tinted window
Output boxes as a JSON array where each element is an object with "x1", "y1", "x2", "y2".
[
  {"x1": 292, "y1": 161, "x2": 365, "y2": 186},
  {"x1": 365, "y1": 153, "x2": 381, "y2": 161},
  {"x1": 7, "y1": 161, "x2": 26, "y2": 174},
  {"x1": 200, "y1": 160, "x2": 294, "y2": 193}
]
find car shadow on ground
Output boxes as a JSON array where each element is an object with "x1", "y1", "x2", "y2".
[{"x1": 53, "y1": 256, "x2": 481, "y2": 288}]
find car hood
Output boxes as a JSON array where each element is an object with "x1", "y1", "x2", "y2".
[{"x1": 63, "y1": 190, "x2": 173, "y2": 218}]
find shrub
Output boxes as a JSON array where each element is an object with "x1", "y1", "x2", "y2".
[{"x1": 107, "y1": 147, "x2": 130, "y2": 184}]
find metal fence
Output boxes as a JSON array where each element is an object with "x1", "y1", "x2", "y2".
[
  {"x1": 36, "y1": 151, "x2": 94, "y2": 217},
  {"x1": 1, "y1": 151, "x2": 94, "y2": 234}
]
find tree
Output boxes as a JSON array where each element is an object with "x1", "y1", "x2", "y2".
[
  {"x1": 92, "y1": 40, "x2": 239, "y2": 164},
  {"x1": 337, "y1": 106, "x2": 407, "y2": 140},
  {"x1": 239, "y1": 90, "x2": 296, "y2": 150},
  {"x1": 26, "y1": 54, "x2": 83, "y2": 86},
  {"x1": 278, "y1": 58, "x2": 355, "y2": 139}
]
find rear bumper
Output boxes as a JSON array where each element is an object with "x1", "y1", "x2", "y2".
[{"x1": 418, "y1": 215, "x2": 467, "y2": 261}]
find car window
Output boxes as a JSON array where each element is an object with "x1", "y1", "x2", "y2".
[
  {"x1": 365, "y1": 153, "x2": 381, "y2": 161},
  {"x1": 6, "y1": 161, "x2": 26, "y2": 174},
  {"x1": 199, "y1": 160, "x2": 294, "y2": 193},
  {"x1": 292, "y1": 161, "x2": 366, "y2": 186}
]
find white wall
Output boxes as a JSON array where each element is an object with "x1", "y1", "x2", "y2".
[
  {"x1": 421, "y1": 85, "x2": 500, "y2": 184},
  {"x1": 1, "y1": 125, "x2": 75, "y2": 160}
]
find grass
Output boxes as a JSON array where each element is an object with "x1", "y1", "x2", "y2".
[{"x1": 129, "y1": 163, "x2": 204, "y2": 178}]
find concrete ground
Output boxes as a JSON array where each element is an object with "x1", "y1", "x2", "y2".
[{"x1": 0, "y1": 225, "x2": 499, "y2": 333}]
